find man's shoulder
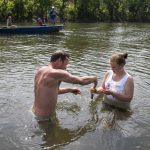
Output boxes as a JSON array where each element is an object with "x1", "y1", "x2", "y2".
[
  {"x1": 39, "y1": 66, "x2": 47, "y2": 70},
  {"x1": 49, "y1": 69, "x2": 69, "y2": 78},
  {"x1": 51, "y1": 68, "x2": 68, "y2": 74}
]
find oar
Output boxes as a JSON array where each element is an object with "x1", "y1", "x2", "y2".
[{"x1": 32, "y1": 18, "x2": 37, "y2": 22}]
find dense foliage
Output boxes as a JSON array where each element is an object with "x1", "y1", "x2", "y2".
[{"x1": 0, "y1": 0, "x2": 149, "y2": 22}]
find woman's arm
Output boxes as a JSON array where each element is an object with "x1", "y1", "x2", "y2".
[
  {"x1": 95, "y1": 71, "x2": 109, "y2": 94},
  {"x1": 104, "y1": 76, "x2": 134, "y2": 102}
]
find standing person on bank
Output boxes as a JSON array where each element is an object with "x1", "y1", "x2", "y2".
[
  {"x1": 32, "y1": 50, "x2": 97, "y2": 120},
  {"x1": 91, "y1": 52, "x2": 134, "y2": 110}
]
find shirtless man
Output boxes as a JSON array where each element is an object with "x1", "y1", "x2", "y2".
[{"x1": 32, "y1": 50, "x2": 97, "y2": 120}]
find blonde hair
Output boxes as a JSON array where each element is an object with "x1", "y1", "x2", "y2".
[{"x1": 110, "y1": 52, "x2": 128, "y2": 65}]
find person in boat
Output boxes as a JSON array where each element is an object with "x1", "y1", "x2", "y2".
[
  {"x1": 37, "y1": 17, "x2": 43, "y2": 26},
  {"x1": 6, "y1": 14, "x2": 17, "y2": 28},
  {"x1": 49, "y1": 6, "x2": 57, "y2": 24},
  {"x1": 37, "y1": 17, "x2": 46, "y2": 26},
  {"x1": 91, "y1": 52, "x2": 134, "y2": 110},
  {"x1": 32, "y1": 50, "x2": 98, "y2": 121},
  {"x1": 6, "y1": 15, "x2": 12, "y2": 27}
]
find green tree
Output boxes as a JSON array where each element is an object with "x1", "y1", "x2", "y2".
[{"x1": 0, "y1": 0, "x2": 149, "y2": 23}]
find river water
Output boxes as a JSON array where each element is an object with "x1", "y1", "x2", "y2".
[{"x1": 0, "y1": 23, "x2": 150, "y2": 150}]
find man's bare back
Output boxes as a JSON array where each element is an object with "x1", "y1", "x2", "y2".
[{"x1": 32, "y1": 66, "x2": 60, "y2": 117}]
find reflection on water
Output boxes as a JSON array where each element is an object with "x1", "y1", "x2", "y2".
[
  {"x1": 30, "y1": 96, "x2": 133, "y2": 150},
  {"x1": 0, "y1": 23, "x2": 150, "y2": 150}
]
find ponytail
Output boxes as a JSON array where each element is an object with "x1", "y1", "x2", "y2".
[
  {"x1": 110, "y1": 52, "x2": 128, "y2": 65},
  {"x1": 123, "y1": 53, "x2": 128, "y2": 59}
]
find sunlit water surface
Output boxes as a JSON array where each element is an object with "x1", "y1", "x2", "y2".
[{"x1": 0, "y1": 23, "x2": 150, "y2": 150}]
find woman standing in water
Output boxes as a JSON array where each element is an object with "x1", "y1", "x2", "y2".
[{"x1": 92, "y1": 52, "x2": 134, "y2": 110}]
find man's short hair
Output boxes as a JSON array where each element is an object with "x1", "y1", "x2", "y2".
[{"x1": 50, "y1": 50, "x2": 70, "y2": 62}]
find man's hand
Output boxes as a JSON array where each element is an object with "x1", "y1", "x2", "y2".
[
  {"x1": 93, "y1": 77, "x2": 98, "y2": 89},
  {"x1": 90, "y1": 87, "x2": 98, "y2": 94},
  {"x1": 71, "y1": 88, "x2": 81, "y2": 95},
  {"x1": 90, "y1": 87, "x2": 98, "y2": 99}
]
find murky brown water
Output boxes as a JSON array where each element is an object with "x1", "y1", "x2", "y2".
[{"x1": 0, "y1": 23, "x2": 150, "y2": 150}]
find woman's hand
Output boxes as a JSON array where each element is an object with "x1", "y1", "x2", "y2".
[
  {"x1": 96, "y1": 87, "x2": 105, "y2": 94},
  {"x1": 103, "y1": 89, "x2": 115, "y2": 98},
  {"x1": 103, "y1": 89, "x2": 112, "y2": 95}
]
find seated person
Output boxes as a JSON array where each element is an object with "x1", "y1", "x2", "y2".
[
  {"x1": 6, "y1": 15, "x2": 12, "y2": 27},
  {"x1": 6, "y1": 15, "x2": 17, "y2": 28},
  {"x1": 37, "y1": 17, "x2": 44, "y2": 26}
]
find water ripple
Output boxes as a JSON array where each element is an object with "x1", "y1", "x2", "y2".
[{"x1": 0, "y1": 23, "x2": 150, "y2": 150}]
